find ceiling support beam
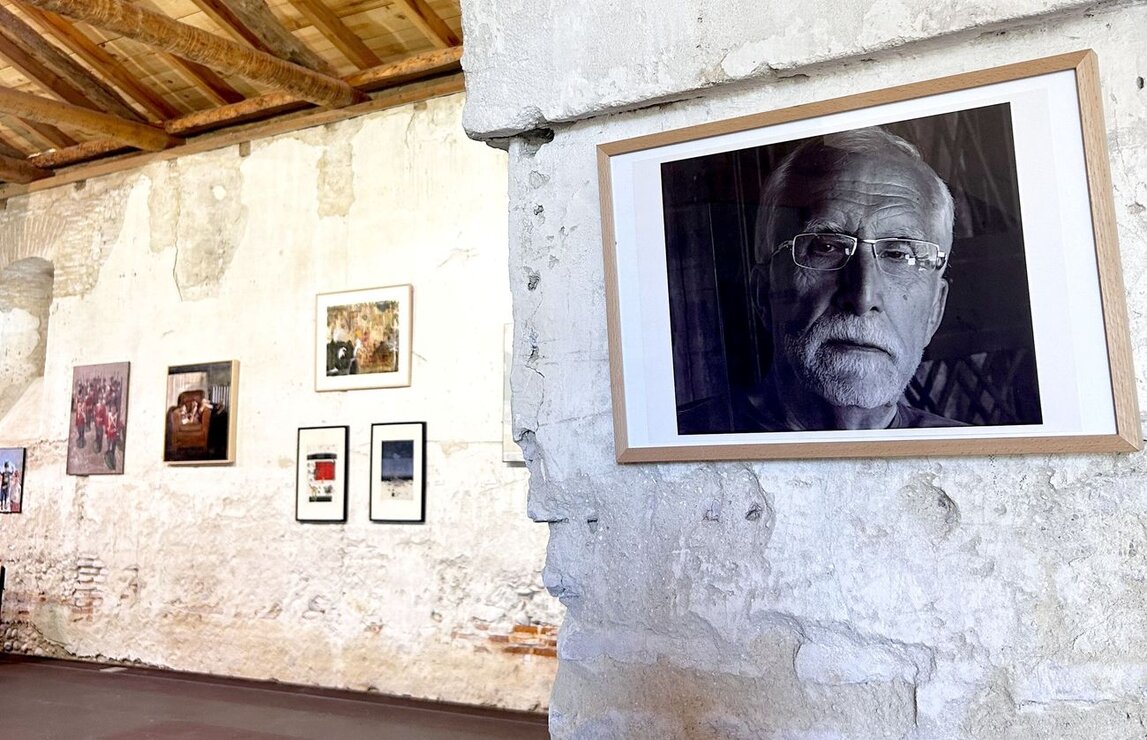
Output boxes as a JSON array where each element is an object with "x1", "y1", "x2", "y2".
[
  {"x1": 286, "y1": 0, "x2": 380, "y2": 69},
  {"x1": 0, "y1": 87, "x2": 178, "y2": 150},
  {"x1": 391, "y1": 0, "x2": 460, "y2": 48},
  {"x1": 15, "y1": 4, "x2": 182, "y2": 120},
  {"x1": 190, "y1": 0, "x2": 335, "y2": 75},
  {"x1": 0, "y1": 153, "x2": 51, "y2": 183},
  {"x1": 20, "y1": 0, "x2": 366, "y2": 108},
  {"x1": 0, "y1": 4, "x2": 144, "y2": 121}
]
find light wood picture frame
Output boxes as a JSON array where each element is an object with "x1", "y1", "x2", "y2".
[
  {"x1": 163, "y1": 360, "x2": 238, "y2": 465},
  {"x1": 599, "y1": 50, "x2": 1139, "y2": 462},
  {"x1": 369, "y1": 422, "x2": 426, "y2": 523},
  {"x1": 296, "y1": 426, "x2": 349, "y2": 523},
  {"x1": 316, "y1": 284, "x2": 413, "y2": 391}
]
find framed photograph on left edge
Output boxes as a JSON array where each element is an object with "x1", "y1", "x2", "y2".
[
  {"x1": 599, "y1": 50, "x2": 1139, "y2": 462},
  {"x1": 370, "y1": 422, "x2": 426, "y2": 523},
  {"x1": 317, "y1": 284, "x2": 412, "y2": 391},
  {"x1": 296, "y1": 426, "x2": 349, "y2": 523},
  {"x1": 67, "y1": 362, "x2": 130, "y2": 475},
  {"x1": 164, "y1": 360, "x2": 238, "y2": 465},
  {"x1": 0, "y1": 447, "x2": 25, "y2": 514}
]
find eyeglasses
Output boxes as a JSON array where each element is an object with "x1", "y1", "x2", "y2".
[{"x1": 773, "y1": 232, "x2": 947, "y2": 277}]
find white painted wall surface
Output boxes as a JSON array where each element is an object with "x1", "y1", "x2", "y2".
[
  {"x1": 462, "y1": 1, "x2": 1147, "y2": 736},
  {"x1": 0, "y1": 93, "x2": 562, "y2": 711}
]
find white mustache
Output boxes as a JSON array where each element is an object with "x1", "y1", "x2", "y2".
[{"x1": 803, "y1": 315, "x2": 898, "y2": 358}]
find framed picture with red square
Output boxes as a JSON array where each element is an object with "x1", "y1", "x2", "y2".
[{"x1": 296, "y1": 426, "x2": 349, "y2": 523}]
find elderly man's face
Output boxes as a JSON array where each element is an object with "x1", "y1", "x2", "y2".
[{"x1": 766, "y1": 154, "x2": 950, "y2": 410}]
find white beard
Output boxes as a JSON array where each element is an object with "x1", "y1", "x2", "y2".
[{"x1": 782, "y1": 314, "x2": 923, "y2": 409}]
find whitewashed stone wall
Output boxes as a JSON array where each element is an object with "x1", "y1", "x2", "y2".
[
  {"x1": 462, "y1": 1, "x2": 1147, "y2": 736},
  {"x1": 0, "y1": 93, "x2": 562, "y2": 711}
]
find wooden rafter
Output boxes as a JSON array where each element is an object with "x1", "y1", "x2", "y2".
[
  {"x1": 14, "y1": 4, "x2": 182, "y2": 120},
  {"x1": 20, "y1": 0, "x2": 366, "y2": 108},
  {"x1": 17, "y1": 118, "x2": 76, "y2": 148},
  {"x1": 0, "y1": 152, "x2": 50, "y2": 183},
  {"x1": 391, "y1": 0, "x2": 460, "y2": 48},
  {"x1": 0, "y1": 136, "x2": 29, "y2": 159},
  {"x1": 0, "y1": 87, "x2": 178, "y2": 150},
  {"x1": 0, "y1": 3, "x2": 144, "y2": 121},
  {"x1": 190, "y1": 0, "x2": 336, "y2": 75},
  {"x1": 287, "y1": 0, "x2": 380, "y2": 70},
  {"x1": 165, "y1": 55, "x2": 246, "y2": 106}
]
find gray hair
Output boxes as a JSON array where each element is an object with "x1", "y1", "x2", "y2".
[{"x1": 754, "y1": 126, "x2": 955, "y2": 263}]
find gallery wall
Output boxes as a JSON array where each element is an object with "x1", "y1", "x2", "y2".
[
  {"x1": 0, "y1": 93, "x2": 561, "y2": 711},
  {"x1": 461, "y1": 0, "x2": 1147, "y2": 736}
]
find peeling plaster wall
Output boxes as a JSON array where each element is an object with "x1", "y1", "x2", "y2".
[
  {"x1": 0, "y1": 94, "x2": 562, "y2": 711},
  {"x1": 461, "y1": 1, "x2": 1147, "y2": 736}
]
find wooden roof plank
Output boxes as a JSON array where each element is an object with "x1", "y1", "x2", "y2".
[
  {"x1": 190, "y1": 0, "x2": 337, "y2": 75},
  {"x1": 17, "y1": 118, "x2": 76, "y2": 148},
  {"x1": 165, "y1": 55, "x2": 247, "y2": 105},
  {"x1": 390, "y1": 0, "x2": 459, "y2": 48},
  {"x1": 14, "y1": 6, "x2": 182, "y2": 120},
  {"x1": 0, "y1": 86, "x2": 179, "y2": 149},
  {"x1": 0, "y1": 3, "x2": 146, "y2": 121},
  {"x1": 20, "y1": 0, "x2": 366, "y2": 108},
  {"x1": 0, "y1": 151, "x2": 51, "y2": 182},
  {"x1": 0, "y1": 135, "x2": 30, "y2": 159},
  {"x1": 286, "y1": 0, "x2": 380, "y2": 70}
]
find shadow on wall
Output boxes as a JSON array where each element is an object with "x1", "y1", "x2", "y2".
[{"x1": 0, "y1": 257, "x2": 54, "y2": 421}]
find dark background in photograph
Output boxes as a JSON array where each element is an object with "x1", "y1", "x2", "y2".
[
  {"x1": 164, "y1": 362, "x2": 233, "y2": 462},
  {"x1": 663, "y1": 103, "x2": 1042, "y2": 434},
  {"x1": 380, "y1": 440, "x2": 414, "y2": 480}
]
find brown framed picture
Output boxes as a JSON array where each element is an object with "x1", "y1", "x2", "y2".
[
  {"x1": 598, "y1": 50, "x2": 1139, "y2": 462},
  {"x1": 163, "y1": 360, "x2": 238, "y2": 465},
  {"x1": 67, "y1": 362, "x2": 130, "y2": 475},
  {"x1": 316, "y1": 284, "x2": 412, "y2": 391}
]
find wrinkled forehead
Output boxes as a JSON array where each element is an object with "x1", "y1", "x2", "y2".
[{"x1": 771, "y1": 150, "x2": 951, "y2": 245}]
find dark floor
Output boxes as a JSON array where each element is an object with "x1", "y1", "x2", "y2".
[{"x1": 0, "y1": 655, "x2": 550, "y2": 739}]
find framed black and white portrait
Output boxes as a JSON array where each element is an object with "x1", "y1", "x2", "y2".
[{"x1": 599, "y1": 50, "x2": 1139, "y2": 461}]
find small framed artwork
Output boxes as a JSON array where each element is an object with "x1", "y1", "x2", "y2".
[
  {"x1": 163, "y1": 360, "x2": 238, "y2": 465},
  {"x1": 67, "y1": 361, "x2": 130, "y2": 475},
  {"x1": 0, "y1": 447, "x2": 25, "y2": 514},
  {"x1": 296, "y1": 426, "x2": 349, "y2": 523},
  {"x1": 316, "y1": 284, "x2": 413, "y2": 391},
  {"x1": 598, "y1": 49, "x2": 1139, "y2": 462},
  {"x1": 370, "y1": 422, "x2": 426, "y2": 523}
]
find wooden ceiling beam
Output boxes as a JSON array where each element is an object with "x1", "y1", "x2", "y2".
[
  {"x1": 15, "y1": 5, "x2": 182, "y2": 121},
  {"x1": 20, "y1": 0, "x2": 366, "y2": 108},
  {"x1": 18, "y1": 118, "x2": 76, "y2": 149},
  {"x1": 0, "y1": 34, "x2": 124, "y2": 116},
  {"x1": 391, "y1": 0, "x2": 460, "y2": 48},
  {"x1": 167, "y1": 46, "x2": 461, "y2": 135},
  {"x1": 0, "y1": 136, "x2": 30, "y2": 159},
  {"x1": 0, "y1": 4, "x2": 145, "y2": 122},
  {"x1": 190, "y1": 0, "x2": 335, "y2": 75},
  {"x1": 286, "y1": 0, "x2": 380, "y2": 70},
  {"x1": 0, "y1": 153, "x2": 51, "y2": 183},
  {"x1": 165, "y1": 55, "x2": 246, "y2": 106},
  {"x1": 0, "y1": 87, "x2": 178, "y2": 150}
]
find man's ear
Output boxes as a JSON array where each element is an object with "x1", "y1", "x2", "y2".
[
  {"x1": 749, "y1": 263, "x2": 772, "y2": 326},
  {"x1": 926, "y1": 278, "x2": 950, "y2": 341}
]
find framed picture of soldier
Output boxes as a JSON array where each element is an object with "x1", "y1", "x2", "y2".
[
  {"x1": 296, "y1": 426, "x2": 349, "y2": 523},
  {"x1": 67, "y1": 362, "x2": 130, "y2": 475},
  {"x1": 0, "y1": 447, "x2": 25, "y2": 514},
  {"x1": 369, "y1": 422, "x2": 426, "y2": 523},
  {"x1": 598, "y1": 50, "x2": 1138, "y2": 462},
  {"x1": 163, "y1": 360, "x2": 238, "y2": 465},
  {"x1": 316, "y1": 285, "x2": 413, "y2": 391}
]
